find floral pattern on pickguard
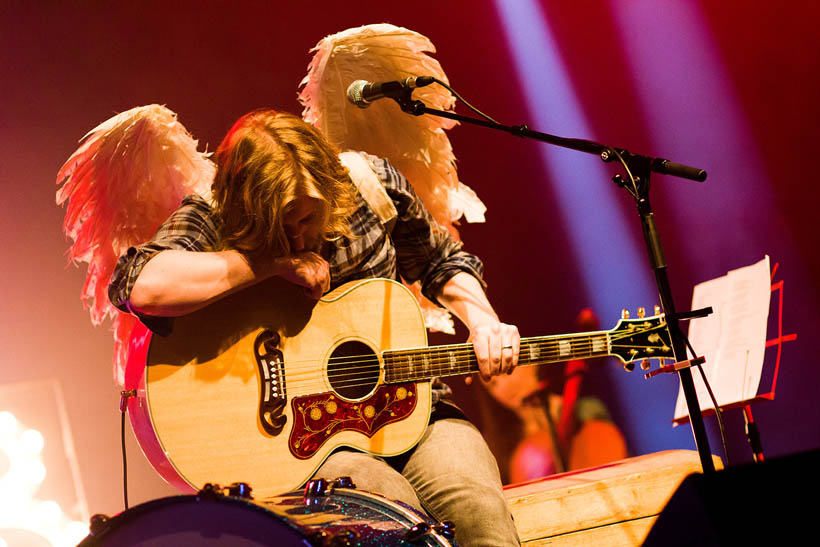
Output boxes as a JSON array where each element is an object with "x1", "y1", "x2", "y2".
[{"x1": 289, "y1": 383, "x2": 417, "y2": 459}]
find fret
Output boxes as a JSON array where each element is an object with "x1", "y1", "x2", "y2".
[
  {"x1": 558, "y1": 339, "x2": 571, "y2": 358},
  {"x1": 383, "y1": 333, "x2": 614, "y2": 383}
]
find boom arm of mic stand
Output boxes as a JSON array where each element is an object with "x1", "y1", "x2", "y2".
[
  {"x1": 397, "y1": 99, "x2": 707, "y2": 182},
  {"x1": 397, "y1": 96, "x2": 716, "y2": 473}
]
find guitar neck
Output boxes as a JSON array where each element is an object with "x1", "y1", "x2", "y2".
[{"x1": 383, "y1": 331, "x2": 610, "y2": 383}]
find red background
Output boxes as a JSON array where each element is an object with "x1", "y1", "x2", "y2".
[{"x1": 1, "y1": 1, "x2": 817, "y2": 517}]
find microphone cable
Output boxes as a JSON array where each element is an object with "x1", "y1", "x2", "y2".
[
  {"x1": 429, "y1": 77, "x2": 501, "y2": 126},
  {"x1": 119, "y1": 389, "x2": 136, "y2": 510}
]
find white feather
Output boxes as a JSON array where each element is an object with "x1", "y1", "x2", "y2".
[
  {"x1": 56, "y1": 104, "x2": 215, "y2": 383},
  {"x1": 299, "y1": 23, "x2": 487, "y2": 231},
  {"x1": 300, "y1": 24, "x2": 488, "y2": 334}
]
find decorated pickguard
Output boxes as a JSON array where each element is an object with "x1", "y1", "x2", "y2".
[{"x1": 289, "y1": 383, "x2": 418, "y2": 459}]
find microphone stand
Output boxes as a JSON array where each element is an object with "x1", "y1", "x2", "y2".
[{"x1": 393, "y1": 94, "x2": 716, "y2": 473}]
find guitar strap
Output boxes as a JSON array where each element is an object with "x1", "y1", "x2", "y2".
[{"x1": 339, "y1": 151, "x2": 397, "y2": 234}]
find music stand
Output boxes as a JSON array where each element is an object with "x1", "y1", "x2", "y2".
[{"x1": 670, "y1": 262, "x2": 797, "y2": 463}]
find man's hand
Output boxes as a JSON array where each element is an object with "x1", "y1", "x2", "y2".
[
  {"x1": 435, "y1": 272, "x2": 521, "y2": 381},
  {"x1": 274, "y1": 251, "x2": 331, "y2": 299},
  {"x1": 470, "y1": 321, "x2": 520, "y2": 381}
]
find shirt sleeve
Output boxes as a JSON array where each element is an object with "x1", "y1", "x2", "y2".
[
  {"x1": 107, "y1": 194, "x2": 221, "y2": 334},
  {"x1": 370, "y1": 157, "x2": 486, "y2": 306}
]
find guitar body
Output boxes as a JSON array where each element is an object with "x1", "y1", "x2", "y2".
[{"x1": 125, "y1": 278, "x2": 431, "y2": 499}]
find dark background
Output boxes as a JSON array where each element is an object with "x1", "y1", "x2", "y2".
[{"x1": 1, "y1": 0, "x2": 816, "y2": 519}]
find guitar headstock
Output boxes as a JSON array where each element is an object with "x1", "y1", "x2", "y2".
[{"x1": 608, "y1": 308, "x2": 674, "y2": 370}]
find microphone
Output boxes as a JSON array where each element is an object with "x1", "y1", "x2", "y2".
[{"x1": 346, "y1": 76, "x2": 435, "y2": 108}]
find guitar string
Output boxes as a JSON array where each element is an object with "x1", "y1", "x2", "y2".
[
  {"x1": 245, "y1": 323, "x2": 670, "y2": 393},
  {"x1": 263, "y1": 322, "x2": 668, "y2": 371},
  {"x1": 287, "y1": 357, "x2": 622, "y2": 393},
  {"x1": 275, "y1": 325, "x2": 668, "y2": 380},
  {"x1": 281, "y1": 337, "x2": 605, "y2": 376},
  {"x1": 280, "y1": 337, "x2": 657, "y2": 392},
  {"x1": 277, "y1": 328, "x2": 668, "y2": 378},
  {"x1": 277, "y1": 333, "x2": 611, "y2": 370},
  {"x1": 282, "y1": 340, "x2": 602, "y2": 390}
]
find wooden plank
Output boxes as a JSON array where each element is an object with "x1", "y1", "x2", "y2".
[
  {"x1": 521, "y1": 516, "x2": 657, "y2": 547},
  {"x1": 505, "y1": 450, "x2": 723, "y2": 543}
]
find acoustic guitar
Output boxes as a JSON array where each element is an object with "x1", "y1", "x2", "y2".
[{"x1": 124, "y1": 278, "x2": 673, "y2": 499}]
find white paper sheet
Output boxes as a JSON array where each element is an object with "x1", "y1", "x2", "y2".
[{"x1": 673, "y1": 256, "x2": 770, "y2": 422}]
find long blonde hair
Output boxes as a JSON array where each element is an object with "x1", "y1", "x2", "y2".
[{"x1": 212, "y1": 110, "x2": 357, "y2": 258}]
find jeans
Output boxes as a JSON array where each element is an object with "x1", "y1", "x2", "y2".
[{"x1": 313, "y1": 416, "x2": 521, "y2": 547}]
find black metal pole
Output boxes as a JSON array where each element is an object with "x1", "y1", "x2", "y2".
[
  {"x1": 396, "y1": 96, "x2": 715, "y2": 472},
  {"x1": 632, "y1": 174, "x2": 716, "y2": 473}
]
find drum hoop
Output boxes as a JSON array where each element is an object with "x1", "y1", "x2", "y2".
[
  {"x1": 78, "y1": 494, "x2": 300, "y2": 545},
  {"x1": 80, "y1": 489, "x2": 454, "y2": 546},
  {"x1": 329, "y1": 488, "x2": 453, "y2": 545}
]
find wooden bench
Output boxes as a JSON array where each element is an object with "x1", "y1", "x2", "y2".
[{"x1": 504, "y1": 450, "x2": 723, "y2": 546}]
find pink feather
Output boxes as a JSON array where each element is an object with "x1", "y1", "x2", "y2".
[{"x1": 57, "y1": 105, "x2": 215, "y2": 383}]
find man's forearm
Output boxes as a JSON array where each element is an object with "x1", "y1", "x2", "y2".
[
  {"x1": 435, "y1": 271, "x2": 499, "y2": 332},
  {"x1": 129, "y1": 249, "x2": 265, "y2": 317},
  {"x1": 436, "y1": 271, "x2": 520, "y2": 380}
]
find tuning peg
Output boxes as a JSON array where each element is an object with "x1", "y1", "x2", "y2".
[
  {"x1": 621, "y1": 308, "x2": 630, "y2": 319},
  {"x1": 637, "y1": 307, "x2": 646, "y2": 318},
  {"x1": 640, "y1": 359, "x2": 651, "y2": 370},
  {"x1": 623, "y1": 361, "x2": 636, "y2": 372},
  {"x1": 654, "y1": 305, "x2": 661, "y2": 315}
]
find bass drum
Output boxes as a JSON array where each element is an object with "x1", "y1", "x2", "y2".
[{"x1": 79, "y1": 486, "x2": 456, "y2": 546}]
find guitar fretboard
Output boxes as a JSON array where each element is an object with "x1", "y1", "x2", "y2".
[{"x1": 383, "y1": 333, "x2": 610, "y2": 383}]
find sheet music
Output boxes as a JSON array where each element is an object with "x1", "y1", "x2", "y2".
[{"x1": 673, "y1": 256, "x2": 770, "y2": 421}]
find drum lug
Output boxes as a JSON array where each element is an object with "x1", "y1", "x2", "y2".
[
  {"x1": 435, "y1": 520, "x2": 456, "y2": 540},
  {"x1": 227, "y1": 481, "x2": 253, "y2": 499},
  {"x1": 304, "y1": 477, "x2": 330, "y2": 498},
  {"x1": 197, "y1": 483, "x2": 224, "y2": 502},
  {"x1": 304, "y1": 476, "x2": 355, "y2": 502},
  {"x1": 405, "y1": 520, "x2": 456, "y2": 543},
  {"x1": 331, "y1": 476, "x2": 356, "y2": 489},
  {"x1": 88, "y1": 513, "x2": 110, "y2": 536},
  {"x1": 304, "y1": 477, "x2": 332, "y2": 507},
  {"x1": 404, "y1": 521, "x2": 431, "y2": 543}
]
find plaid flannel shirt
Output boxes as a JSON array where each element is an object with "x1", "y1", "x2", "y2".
[{"x1": 108, "y1": 155, "x2": 485, "y2": 404}]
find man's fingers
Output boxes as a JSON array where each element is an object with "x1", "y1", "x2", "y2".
[{"x1": 472, "y1": 332, "x2": 492, "y2": 381}]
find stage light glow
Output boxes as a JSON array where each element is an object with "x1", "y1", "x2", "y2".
[
  {"x1": 21, "y1": 428, "x2": 45, "y2": 455},
  {"x1": 491, "y1": 0, "x2": 656, "y2": 318},
  {"x1": 36, "y1": 500, "x2": 63, "y2": 527},
  {"x1": 491, "y1": 0, "x2": 661, "y2": 449},
  {"x1": 607, "y1": 1, "x2": 777, "y2": 266},
  {"x1": 0, "y1": 411, "x2": 17, "y2": 439},
  {"x1": 0, "y1": 411, "x2": 89, "y2": 547}
]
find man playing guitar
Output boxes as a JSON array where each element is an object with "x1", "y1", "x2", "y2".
[{"x1": 109, "y1": 109, "x2": 522, "y2": 546}]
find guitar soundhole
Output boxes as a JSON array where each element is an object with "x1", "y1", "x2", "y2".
[{"x1": 327, "y1": 341, "x2": 380, "y2": 400}]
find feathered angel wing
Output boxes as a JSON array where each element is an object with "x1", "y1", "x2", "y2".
[
  {"x1": 299, "y1": 24, "x2": 487, "y2": 334},
  {"x1": 56, "y1": 104, "x2": 215, "y2": 384},
  {"x1": 299, "y1": 23, "x2": 487, "y2": 232}
]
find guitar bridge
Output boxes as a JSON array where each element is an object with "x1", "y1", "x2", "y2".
[{"x1": 254, "y1": 330, "x2": 287, "y2": 436}]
